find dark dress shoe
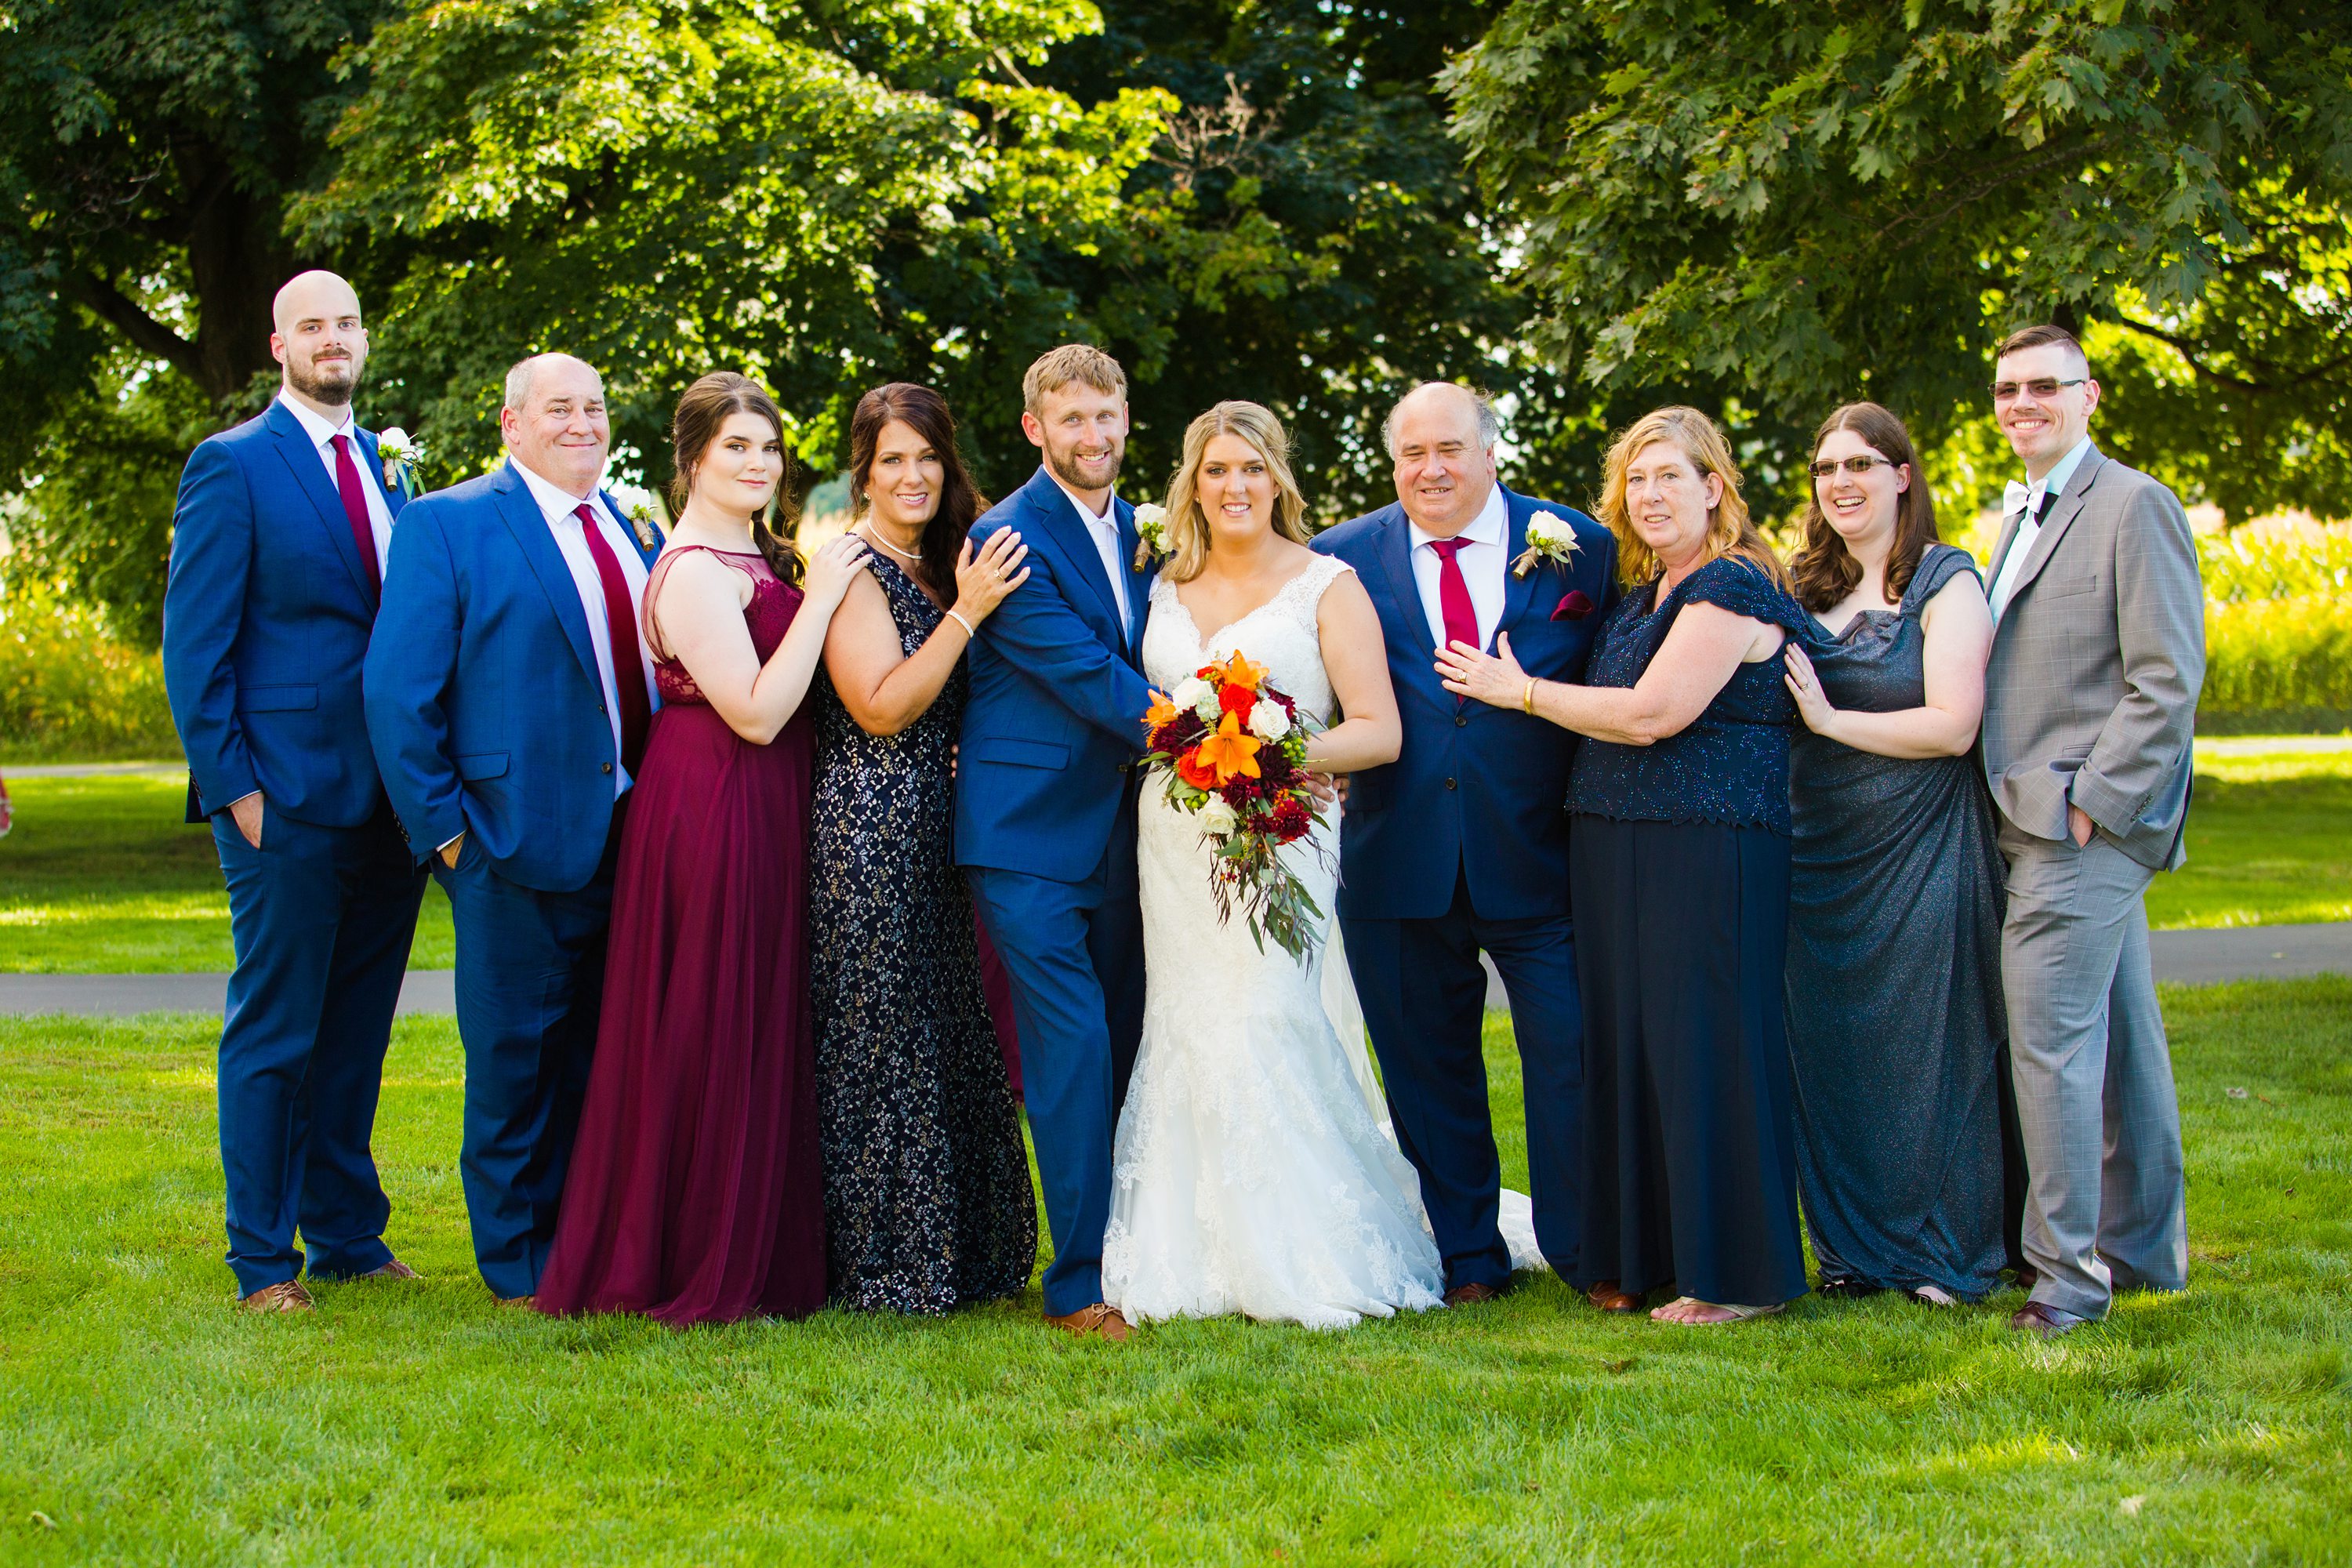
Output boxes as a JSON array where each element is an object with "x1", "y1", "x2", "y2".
[
  {"x1": 1585, "y1": 1280, "x2": 1642, "y2": 1314},
  {"x1": 2012, "y1": 1266, "x2": 2040, "y2": 1292},
  {"x1": 238, "y1": 1279, "x2": 314, "y2": 1313},
  {"x1": 1045, "y1": 1302, "x2": 1131, "y2": 1342},
  {"x1": 1443, "y1": 1282, "x2": 1502, "y2": 1308},
  {"x1": 2009, "y1": 1301, "x2": 2086, "y2": 1339}
]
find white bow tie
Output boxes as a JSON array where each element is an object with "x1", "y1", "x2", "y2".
[{"x1": 2004, "y1": 480, "x2": 2037, "y2": 521}]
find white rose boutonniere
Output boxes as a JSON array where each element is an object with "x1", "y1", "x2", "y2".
[
  {"x1": 376, "y1": 428, "x2": 423, "y2": 495},
  {"x1": 1510, "y1": 510, "x2": 1582, "y2": 579},
  {"x1": 608, "y1": 485, "x2": 665, "y2": 550},
  {"x1": 1196, "y1": 798, "x2": 1240, "y2": 839},
  {"x1": 1247, "y1": 701, "x2": 1292, "y2": 742},
  {"x1": 1131, "y1": 502, "x2": 1171, "y2": 570}
]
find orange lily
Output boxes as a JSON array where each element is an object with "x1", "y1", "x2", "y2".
[
  {"x1": 1219, "y1": 652, "x2": 1270, "y2": 691},
  {"x1": 1194, "y1": 711, "x2": 1264, "y2": 785},
  {"x1": 1143, "y1": 689, "x2": 1181, "y2": 728}
]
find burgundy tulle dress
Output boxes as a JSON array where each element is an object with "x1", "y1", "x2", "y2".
[{"x1": 535, "y1": 546, "x2": 826, "y2": 1323}]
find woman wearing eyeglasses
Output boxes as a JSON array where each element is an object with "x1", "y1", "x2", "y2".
[{"x1": 1779, "y1": 401, "x2": 2013, "y2": 1308}]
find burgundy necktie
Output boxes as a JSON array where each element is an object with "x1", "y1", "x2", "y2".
[
  {"x1": 575, "y1": 503, "x2": 651, "y2": 777},
  {"x1": 328, "y1": 434, "x2": 382, "y2": 604},
  {"x1": 1429, "y1": 538, "x2": 1480, "y2": 655}
]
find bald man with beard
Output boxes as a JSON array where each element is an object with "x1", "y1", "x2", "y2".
[{"x1": 164, "y1": 270, "x2": 430, "y2": 1312}]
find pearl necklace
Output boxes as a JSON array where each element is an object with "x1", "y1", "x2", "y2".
[{"x1": 857, "y1": 521, "x2": 924, "y2": 564}]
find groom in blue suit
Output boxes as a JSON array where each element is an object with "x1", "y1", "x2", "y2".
[
  {"x1": 1313, "y1": 383, "x2": 1617, "y2": 1302},
  {"x1": 163, "y1": 270, "x2": 428, "y2": 1310},
  {"x1": 956, "y1": 345, "x2": 1156, "y2": 1341},
  {"x1": 365, "y1": 353, "x2": 662, "y2": 1305}
]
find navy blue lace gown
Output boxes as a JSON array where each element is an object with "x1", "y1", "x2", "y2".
[
  {"x1": 1785, "y1": 543, "x2": 2009, "y2": 1299},
  {"x1": 1567, "y1": 554, "x2": 1812, "y2": 1309},
  {"x1": 810, "y1": 551, "x2": 1037, "y2": 1314}
]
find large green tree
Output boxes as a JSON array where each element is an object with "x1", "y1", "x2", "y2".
[{"x1": 1446, "y1": 0, "x2": 2352, "y2": 520}]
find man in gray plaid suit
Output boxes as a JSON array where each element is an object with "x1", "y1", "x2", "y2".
[{"x1": 1980, "y1": 323, "x2": 2202, "y2": 1339}]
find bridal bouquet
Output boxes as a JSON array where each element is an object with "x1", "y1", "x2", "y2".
[{"x1": 1141, "y1": 652, "x2": 1329, "y2": 962}]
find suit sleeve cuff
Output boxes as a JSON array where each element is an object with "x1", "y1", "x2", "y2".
[{"x1": 2067, "y1": 771, "x2": 2136, "y2": 838}]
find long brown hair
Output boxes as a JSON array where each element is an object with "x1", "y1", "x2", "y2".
[
  {"x1": 668, "y1": 372, "x2": 801, "y2": 584},
  {"x1": 1788, "y1": 401, "x2": 1939, "y2": 613},
  {"x1": 848, "y1": 383, "x2": 986, "y2": 600},
  {"x1": 1595, "y1": 405, "x2": 1791, "y2": 590},
  {"x1": 1158, "y1": 401, "x2": 1312, "y2": 584}
]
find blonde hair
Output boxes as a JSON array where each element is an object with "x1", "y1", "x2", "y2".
[
  {"x1": 1596, "y1": 405, "x2": 1791, "y2": 590},
  {"x1": 1158, "y1": 401, "x2": 1311, "y2": 584},
  {"x1": 1022, "y1": 344, "x2": 1127, "y2": 415}
]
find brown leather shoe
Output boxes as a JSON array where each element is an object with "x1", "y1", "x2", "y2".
[
  {"x1": 358, "y1": 1258, "x2": 419, "y2": 1281},
  {"x1": 238, "y1": 1279, "x2": 314, "y2": 1313},
  {"x1": 1585, "y1": 1279, "x2": 1642, "y2": 1314},
  {"x1": 2013, "y1": 1266, "x2": 2040, "y2": 1292},
  {"x1": 1443, "y1": 1282, "x2": 1501, "y2": 1308},
  {"x1": 495, "y1": 1294, "x2": 538, "y2": 1310},
  {"x1": 1044, "y1": 1302, "x2": 1131, "y2": 1342},
  {"x1": 2009, "y1": 1301, "x2": 2085, "y2": 1339}
]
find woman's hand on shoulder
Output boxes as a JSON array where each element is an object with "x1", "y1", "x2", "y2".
[
  {"x1": 952, "y1": 525, "x2": 1030, "y2": 626},
  {"x1": 803, "y1": 533, "x2": 872, "y2": 613}
]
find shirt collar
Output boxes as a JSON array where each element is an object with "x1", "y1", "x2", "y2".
[
  {"x1": 1407, "y1": 481, "x2": 1508, "y2": 554},
  {"x1": 277, "y1": 389, "x2": 356, "y2": 449},
  {"x1": 1047, "y1": 471, "x2": 1117, "y2": 530},
  {"x1": 512, "y1": 456, "x2": 604, "y2": 524},
  {"x1": 2028, "y1": 436, "x2": 2094, "y2": 510}
]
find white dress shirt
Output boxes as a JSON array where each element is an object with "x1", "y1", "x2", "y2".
[
  {"x1": 1406, "y1": 481, "x2": 1509, "y2": 652},
  {"x1": 512, "y1": 459, "x2": 656, "y2": 799},
  {"x1": 1988, "y1": 436, "x2": 2092, "y2": 623},
  {"x1": 278, "y1": 390, "x2": 394, "y2": 577},
  {"x1": 1050, "y1": 475, "x2": 1131, "y2": 634}
]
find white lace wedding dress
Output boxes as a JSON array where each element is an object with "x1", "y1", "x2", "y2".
[{"x1": 1101, "y1": 556, "x2": 1446, "y2": 1328}]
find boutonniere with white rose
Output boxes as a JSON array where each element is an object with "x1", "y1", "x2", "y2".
[
  {"x1": 376, "y1": 428, "x2": 423, "y2": 495},
  {"x1": 1509, "y1": 510, "x2": 1581, "y2": 579},
  {"x1": 607, "y1": 485, "x2": 666, "y2": 550},
  {"x1": 1131, "y1": 502, "x2": 1170, "y2": 571}
]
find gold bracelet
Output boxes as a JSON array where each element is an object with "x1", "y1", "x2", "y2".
[{"x1": 1522, "y1": 677, "x2": 1537, "y2": 715}]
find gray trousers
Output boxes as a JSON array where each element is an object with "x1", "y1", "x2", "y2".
[{"x1": 1997, "y1": 820, "x2": 2189, "y2": 1319}]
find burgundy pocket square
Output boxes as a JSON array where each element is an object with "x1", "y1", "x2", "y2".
[{"x1": 1551, "y1": 590, "x2": 1594, "y2": 622}]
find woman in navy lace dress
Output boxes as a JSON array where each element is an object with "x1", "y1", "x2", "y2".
[
  {"x1": 1438, "y1": 405, "x2": 1809, "y2": 1325},
  {"x1": 811, "y1": 383, "x2": 1038, "y2": 1313}
]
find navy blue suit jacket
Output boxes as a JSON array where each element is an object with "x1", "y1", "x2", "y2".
[
  {"x1": 954, "y1": 466, "x2": 1156, "y2": 884},
  {"x1": 1312, "y1": 486, "x2": 1617, "y2": 921},
  {"x1": 164, "y1": 400, "x2": 410, "y2": 827},
  {"x1": 363, "y1": 461, "x2": 661, "y2": 893}
]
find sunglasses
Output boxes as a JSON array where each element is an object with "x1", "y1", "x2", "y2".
[
  {"x1": 1990, "y1": 376, "x2": 2087, "y2": 402},
  {"x1": 1807, "y1": 456, "x2": 1896, "y2": 479}
]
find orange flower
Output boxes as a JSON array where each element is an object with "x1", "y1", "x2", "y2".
[
  {"x1": 1221, "y1": 652, "x2": 1269, "y2": 691},
  {"x1": 1193, "y1": 711, "x2": 1264, "y2": 786},
  {"x1": 1144, "y1": 689, "x2": 1181, "y2": 728},
  {"x1": 1176, "y1": 750, "x2": 1221, "y2": 790}
]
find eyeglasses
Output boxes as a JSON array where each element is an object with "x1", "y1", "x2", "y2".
[
  {"x1": 1990, "y1": 377, "x2": 2086, "y2": 402},
  {"x1": 1807, "y1": 456, "x2": 1896, "y2": 479}
]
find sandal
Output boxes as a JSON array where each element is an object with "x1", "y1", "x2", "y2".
[{"x1": 1652, "y1": 1295, "x2": 1784, "y2": 1325}]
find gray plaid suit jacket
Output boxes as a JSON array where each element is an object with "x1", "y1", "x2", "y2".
[{"x1": 1980, "y1": 445, "x2": 2204, "y2": 872}]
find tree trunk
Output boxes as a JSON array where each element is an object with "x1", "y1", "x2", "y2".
[{"x1": 184, "y1": 180, "x2": 296, "y2": 414}]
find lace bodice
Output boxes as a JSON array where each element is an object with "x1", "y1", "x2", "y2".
[{"x1": 1142, "y1": 554, "x2": 1353, "y2": 722}]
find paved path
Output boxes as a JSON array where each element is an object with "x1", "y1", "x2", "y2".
[{"x1": 4, "y1": 927, "x2": 2345, "y2": 1017}]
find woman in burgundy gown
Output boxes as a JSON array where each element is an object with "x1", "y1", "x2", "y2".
[{"x1": 537, "y1": 372, "x2": 870, "y2": 1324}]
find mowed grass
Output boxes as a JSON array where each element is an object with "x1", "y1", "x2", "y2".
[
  {"x1": 3, "y1": 741, "x2": 2348, "y2": 972},
  {"x1": 1, "y1": 984, "x2": 2347, "y2": 1564}
]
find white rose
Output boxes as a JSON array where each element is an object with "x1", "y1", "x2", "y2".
[
  {"x1": 1132, "y1": 502, "x2": 1168, "y2": 531},
  {"x1": 379, "y1": 426, "x2": 414, "y2": 454},
  {"x1": 1172, "y1": 676, "x2": 1213, "y2": 718},
  {"x1": 1527, "y1": 512, "x2": 1571, "y2": 548},
  {"x1": 1248, "y1": 702, "x2": 1292, "y2": 741},
  {"x1": 1197, "y1": 798, "x2": 1240, "y2": 838}
]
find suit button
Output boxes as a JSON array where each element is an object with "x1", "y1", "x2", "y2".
[
  {"x1": 1444, "y1": 777, "x2": 1457, "y2": 789},
  {"x1": 1455, "y1": 714, "x2": 1468, "y2": 728},
  {"x1": 601, "y1": 763, "x2": 614, "y2": 775},
  {"x1": 597, "y1": 702, "x2": 607, "y2": 715}
]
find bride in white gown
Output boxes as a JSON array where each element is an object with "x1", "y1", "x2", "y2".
[{"x1": 1102, "y1": 401, "x2": 1446, "y2": 1328}]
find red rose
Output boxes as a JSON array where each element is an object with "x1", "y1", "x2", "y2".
[
  {"x1": 1218, "y1": 682, "x2": 1255, "y2": 726},
  {"x1": 1176, "y1": 751, "x2": 1220, "y2": 791}
]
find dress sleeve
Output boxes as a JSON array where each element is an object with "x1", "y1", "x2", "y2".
[
  {"x1": 1900, "y1": 543, "x2": 1983, "y2": 615},
  {"x1": 1679, "y1": 556, "x2": 1809, "y2": 634}
]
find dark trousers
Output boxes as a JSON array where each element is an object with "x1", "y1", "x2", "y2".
[
  {"x1": 1342, "y1": 871, "x2": 1584, "y2": 1293},
  {"x1": 212, "y1": 804, "x2": 426, "y2": 1294},
  {"x1": 964, "y1": 789, "x2": 1144, "y2": 1317},
  {"x1": 437, "y1": 812, "x2": 625, "y2": 1300}
]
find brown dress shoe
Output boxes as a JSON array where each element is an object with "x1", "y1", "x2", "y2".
[
  {"x1": 1044, "y1": 1302, "x2": 1131, "y2": 1342},
  {"x1": 1443, "y1": 1282, "x2": 1501, "y2": 1308},
  {"x1": 496, "y1": 1294, "x2": 539, "y2": 1310},
  {"x1": 238, "y1": 1279, "x2": 315, "y2": 1313},
  {"x1": 358, "y1": 1259, "x2": 419, "y2": 1281},
  {"x1": 2009, "y1": 1301, "x2": 2085, "y2": 1339},
  {"x1": 1585, "y1": 1279, "x2": 1642, "y2": 1314}
]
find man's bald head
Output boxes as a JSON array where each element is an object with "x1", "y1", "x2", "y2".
[
  {"x1": 500, "y1": 354, "x2": 611, "y2": 498},
  {"x1": 270, "y1": 270, "x2": 368, "y2": 412},
  {"x1": 1385, "y1": 381, "x2": 1500, "y2": 537}
]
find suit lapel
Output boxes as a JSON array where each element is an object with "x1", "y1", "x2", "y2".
[
  {"x1": 493, "y1": 463, "x2": 604, "y2": 696},
  {"x1": 265, "y1": 401, "x2": 376, "y2": 604},
  {"x1": 1494, "y1": 487, "x2": 1537, "y2": 649},
  {"x1": 2005, "y1": 448, "x2": 2105, "y2": 608},
  {"x1": 1024, "y1": 467, "x2": 1125, "y2": 641},
  {"x1": 1115, "y1": 494, "x2": 1152, "y2": 656}
]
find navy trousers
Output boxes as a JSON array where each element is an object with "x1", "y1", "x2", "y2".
[
  {"x1": 964, "y1": 789, "x2": 1143, "y2": 1317},
  {"x1": 212, "y1": 804, "x2": 426, "y2": 1294},
  {"x1": 437, "y1": 813, "x2": 624, "y2": 1300},
  {"x1": 1344, "y1": 872, "x2": 1584, "y2": 1292}
]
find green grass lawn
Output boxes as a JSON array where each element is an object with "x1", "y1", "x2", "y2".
[
  {"x1": 1, "y1": 983, "x2": 2346, "y2": 1563},
  {"x1": 3, "y1": 744, "x2": 2346, "y2": 972}
]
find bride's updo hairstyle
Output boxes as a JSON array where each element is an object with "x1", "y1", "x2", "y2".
[
  {"x1": 1159, "y1": 399, "x2": 1311, "y2": 584},
  {"x1": 668, "y1": 371, "x2": 802, "y2": 585}
]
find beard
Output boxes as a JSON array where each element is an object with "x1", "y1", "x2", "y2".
[
  {"x1": 1043, "y1": 436, "x2": 1122, "y2": 495},
  {"x1": 286, "y1": 351, "x2": 360, "y2": 408}
]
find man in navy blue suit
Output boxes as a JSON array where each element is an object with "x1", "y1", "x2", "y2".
[
  {"x1": 163, "y1": 270, "x2": 429, "y2": 1312},
  {"x1": 956, "y1": 345, "x2": 1156, "y2": 1341},
  {"x1": 365, "y1": 353, "x2": 661, "y2": 1306},
  {"x1": 1312, "y1": 383, "x2": 1617, "y2": 1303}
]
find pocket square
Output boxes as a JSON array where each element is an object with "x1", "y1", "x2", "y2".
[{"x1": 1551, "y1": 590, "x2": 1594, "y2": 622}]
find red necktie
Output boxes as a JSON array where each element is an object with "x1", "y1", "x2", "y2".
[
  {"x1": 328, "y1": 434, "x2": 382, "y2": 604},
  {"x1": 575, "y1": 503, "x2": 651, "y2": 778},
  {"x1": 1429, "y1": 538, "x2": 1480, "y2": 654}
]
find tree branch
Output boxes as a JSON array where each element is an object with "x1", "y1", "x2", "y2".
[
  {"x1": 2107, "y1": 314, "x2": 2352, "y2": 394},
  {"x1": 65, "y1": 272, "x2": 204, "y2": 384}
]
